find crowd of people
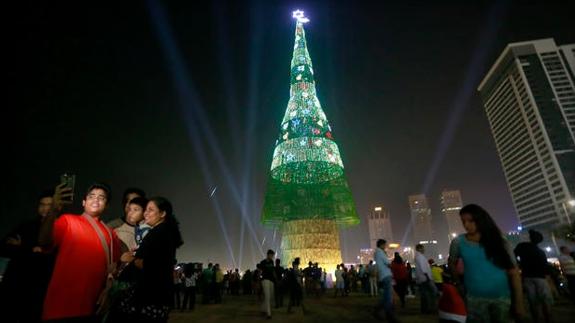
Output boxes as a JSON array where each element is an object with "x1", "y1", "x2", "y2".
[{"x1": 1, "y1": 182, "x2": 575, "y2": 323}]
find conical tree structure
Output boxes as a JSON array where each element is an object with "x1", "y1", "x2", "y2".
[{"x1": 261, "y1": 12, "x2": 359, "y2": 272}]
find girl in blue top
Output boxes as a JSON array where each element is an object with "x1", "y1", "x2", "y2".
[{"x1": 448, "y1": 204, "x2": 524, "y2": 323}]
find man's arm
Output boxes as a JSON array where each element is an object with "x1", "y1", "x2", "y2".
[{"x1": 508, "y1": 266, "x2": 525, "y2": 318}]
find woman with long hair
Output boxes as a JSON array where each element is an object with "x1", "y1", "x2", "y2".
[
  {"x1": 448, "y1": 204, "x2": 524, "y2": 322},
  {"x1": 113, "y1": 197, "x2": 183, "y2": 323}
]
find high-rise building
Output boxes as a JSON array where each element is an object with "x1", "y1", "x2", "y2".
[
  {"x1": 367, "y1": 205, "x2": 394, "y2": 249},
  {"x1": 409, "y1": 194, "x2": 438, "y2": 259},
  {"x1": 478, "y1": 38, "x2": 575, "y2": 229},
  {"x1": 261, "y1": 11, "x2": 359, "y2": 273},
  {"x1": 409, "y1": 194, "x2": 433, "y2": 243},
  {"x1": 441, "y1": 190, "x2": 464, "y2": 241}
]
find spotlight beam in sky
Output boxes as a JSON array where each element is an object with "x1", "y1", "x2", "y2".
[
  {"x1": 146, "y1": 0, "x2": 242, "y2": 267},
  {"x1": 146, "y1": 0, "x2": 265, "y2": 263}
]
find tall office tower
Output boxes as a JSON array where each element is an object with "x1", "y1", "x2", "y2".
[
  {"x1": 368, "y1": 205, "x2": 394, "y2": 249},
  {"x1": 409, "y1": 194, "x2": 433, "y2": 243},
  {"x1": 409, "y1": 194, "x2": 438, "y2": 259},
  {"x1": 441, "y1": 190, "x2": 464, "y2": 241},
  {"x1": 478, "y1": 38, "x2": 575, "y2": 229}
]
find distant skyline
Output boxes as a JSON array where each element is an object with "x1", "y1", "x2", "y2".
[{"x1": 3, "y1": 1, "x2": 574, "y2": 269}]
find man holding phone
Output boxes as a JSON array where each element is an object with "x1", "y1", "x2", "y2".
[{"x1": 39, "y1": 182, "x2": 120, "y2": 322}]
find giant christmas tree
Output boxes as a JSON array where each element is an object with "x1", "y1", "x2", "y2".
[{"x1": 261, "y1": 11, "x2": 359, "y2": 272}]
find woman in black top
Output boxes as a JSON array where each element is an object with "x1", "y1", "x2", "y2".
[{"x1": 125, "y1": 197, "x2": 183, "y2": 323}]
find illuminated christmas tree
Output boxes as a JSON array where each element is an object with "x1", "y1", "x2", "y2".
[{"x1": 261, "y1": 10, "x2": 359, "y2": 271}]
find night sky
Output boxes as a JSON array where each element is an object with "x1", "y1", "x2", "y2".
[{"x1": 3, "y1": 0, "x2": 574, "y2": 269}]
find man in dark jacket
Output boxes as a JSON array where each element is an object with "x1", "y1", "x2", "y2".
[
  {"x1": 259, "y1": 249, "x2": 276, "y2": 319},
  {"x1": 514, "y1": 230, "x2": 552, "y2": 323}
]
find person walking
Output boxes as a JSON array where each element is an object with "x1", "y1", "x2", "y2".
[
  {"x1": 274, "y1": 258, "x2": 285, "y2": 308},
  {"x1": 287, "y1": 257, "x2": 306, "y2": 314},
  {"x1": 202, "y1": 263, "x2": 214, "y2": 304},
  {"x1": 415, "y1": 244, "x2": 437, "y2": 314},
  {"x1": 182, "y1": 264, "x2": 198, "y2": 311},
  {"x1": 334, "y1": 264, "x2": 345, "y2": 297},
  {"x1": 374, "y1": 239, "x2": 398, "y2": 322},
  {"x1": 514, "y1": 230, "x2": 553, "y2": 322},
  {"x1": 391, "y1": 252, "x2": 409, "y2": 308},
  {"x1": 259, "y1": 249, "x2": 276, "y2": 319}
]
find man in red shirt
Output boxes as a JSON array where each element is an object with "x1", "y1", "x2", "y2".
[{"x1": 41, "y1": 183, "x2": 120, "y2": 322}]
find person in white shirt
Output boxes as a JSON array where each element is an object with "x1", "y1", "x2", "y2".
[
  {"x1": 374, "y1": 239, "x2": 398, "y2": 322},
  {"x1": 414, "y1": 243, "x2": 437, "y2": 314},
  {"x1": 182, "y1": 266, "x2": 198, "y2": 311}
]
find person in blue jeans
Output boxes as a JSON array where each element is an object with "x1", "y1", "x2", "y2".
[{"x1": 374, "y1": 239, "x2": 399, "y2": 322}]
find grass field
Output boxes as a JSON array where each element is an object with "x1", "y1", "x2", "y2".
[{"x1": 168, "y1": 290, "x2": 575, "y2": 322}]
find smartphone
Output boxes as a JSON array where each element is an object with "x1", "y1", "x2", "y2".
[{"x1": 60, "y1": 173, "x2": 76, "y2": 202}]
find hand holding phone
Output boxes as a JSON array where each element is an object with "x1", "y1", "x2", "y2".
[
  {"x1": 56, "y1": 173, "x2": 75, "y2": 206},
  {"x1": 51, "y1": 183, "x2": 72, "y2": 212}
]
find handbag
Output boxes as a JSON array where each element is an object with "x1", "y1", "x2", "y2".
[{"x1": 81, "y1": 214, "x2": 115, "y2": 316}]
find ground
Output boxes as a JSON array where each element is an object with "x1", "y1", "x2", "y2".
[{"x1": 169, "y1": 290, "x2": 575, "y2": 322}]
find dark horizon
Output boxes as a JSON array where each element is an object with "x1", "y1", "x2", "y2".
[{"x1": 3, "y1": 0, "x2": 574, "y2": 269}]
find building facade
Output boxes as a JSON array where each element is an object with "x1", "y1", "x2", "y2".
[
  {"x1": 409, "y1": 194, "x2": 433, "y2": 243},
  {"x1": 409, "y1": 194, "x2": 438, "y2": 259},
  {"x1": 368, "y1": 205, "x2": 394, "y2": 249},
  {"x1": 478, "y1": 38, "x2": 575, "y2": 229},
  {"x1": 441, "y1": 190, "x2": 464, "y2": 241}
]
